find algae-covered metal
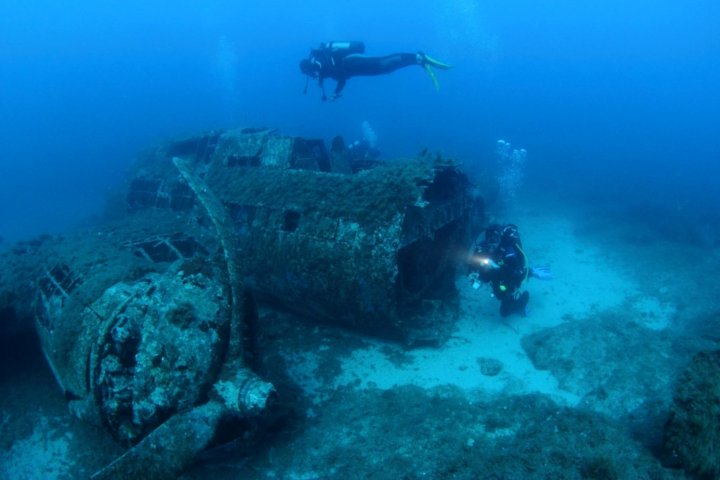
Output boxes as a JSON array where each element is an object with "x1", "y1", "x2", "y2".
[
  {"x1": 30, "y1": 153, "x2": 276, "y2": 479},
  {"x1": 125, "y1": 127, "x2": 472, "y2": 342},
  {"x1": 0, "y1": 127, "x2": 474, "y2": 478}
]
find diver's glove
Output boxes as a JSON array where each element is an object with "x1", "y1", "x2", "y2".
[{"x1": 530, "y1": 265, "x2": 553, "y2": 280}]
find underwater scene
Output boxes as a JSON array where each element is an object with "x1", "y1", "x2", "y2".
[{"x1": 1, "y1": 1, "x2": 720, "y2": 479}]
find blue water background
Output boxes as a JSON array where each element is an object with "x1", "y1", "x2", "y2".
[{"x1": 1, "y1": 0, "x2": 718, "y2": 242}]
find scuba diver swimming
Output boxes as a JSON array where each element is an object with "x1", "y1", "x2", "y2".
[
  {"x1": 299, "y1": 41, "x2": 452, "y2": 101},
  {"x1": 469, "y1": 224, "x2": 552, "y2": 318}
]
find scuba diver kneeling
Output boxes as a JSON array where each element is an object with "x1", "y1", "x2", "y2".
[{"x1": 469, "y1": 224, "x2": 552, "y2": 317}]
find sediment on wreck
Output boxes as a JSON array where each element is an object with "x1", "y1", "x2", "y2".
[
  {"x1": 124, "y1": 127, "x2": 474, "y2": 344},
  {"x1": 0, "y1": 126, "x2": 478, "y2": 479}
]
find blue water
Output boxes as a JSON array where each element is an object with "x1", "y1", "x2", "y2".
[{"x1": 1, "y1": 0, "x2": 719, "y2": 242}]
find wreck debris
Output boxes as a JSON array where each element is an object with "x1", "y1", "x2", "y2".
[
  {"x1": 0, "y1": 127, "x2": 475, "y2": 478},
  {"x1": 123, "y1": 127, "x2": 472, "y2": 343}
]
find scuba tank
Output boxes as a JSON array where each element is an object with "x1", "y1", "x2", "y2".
[{"x1": 320, "y1": 41, "x2": 365, "y2": 55}]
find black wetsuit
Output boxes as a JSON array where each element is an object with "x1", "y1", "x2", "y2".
[
  {"x1": 309, "y1": 42, "x2": 418, "y2": 98},
  {"x1": 476, "y1": 236, "x2": 529, "y2": 317}
]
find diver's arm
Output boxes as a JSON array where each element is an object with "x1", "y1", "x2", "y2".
[
  {"x1": 330, "y1": 78, "x2": 346, "y2": 100},
  {"x1": 318, "y1": 76, "x2": 330, "y2": 102}
]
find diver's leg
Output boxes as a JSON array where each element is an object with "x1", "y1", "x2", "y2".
[
  {"x1": 518, "y1": 291, "x2": 530, "y2": 316},
  {"x1": 500, "y1": 298, "x2": 513, "y2": 317},
  {"x1": 342, "y1": 54, "x2": 418, "y2": 76},
  {"x1": 500, "y1": 291, "x2": 529, "y2": 317}
]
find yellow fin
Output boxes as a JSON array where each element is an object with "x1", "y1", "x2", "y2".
[
  {"x1": 423, "y1": 54, "x2": 453, "y2": 70},
  {"x1": 423, "y1": 64, "x2": 440, "y2": 91}
]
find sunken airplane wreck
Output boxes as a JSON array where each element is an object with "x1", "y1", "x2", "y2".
[{"x1": 0, "y1": 127, "x2": 474, "y2": 479}]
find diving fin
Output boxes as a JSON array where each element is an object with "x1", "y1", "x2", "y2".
[
  {"x1": 417, "y1": 52, "x2": 452, "y2": 91},
  {"x1": 422, "y1": 53, "x2": 453, "y2": 70},
  {"x1": 423, "y1": 64, "x2": 440, "y2": 91}
]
